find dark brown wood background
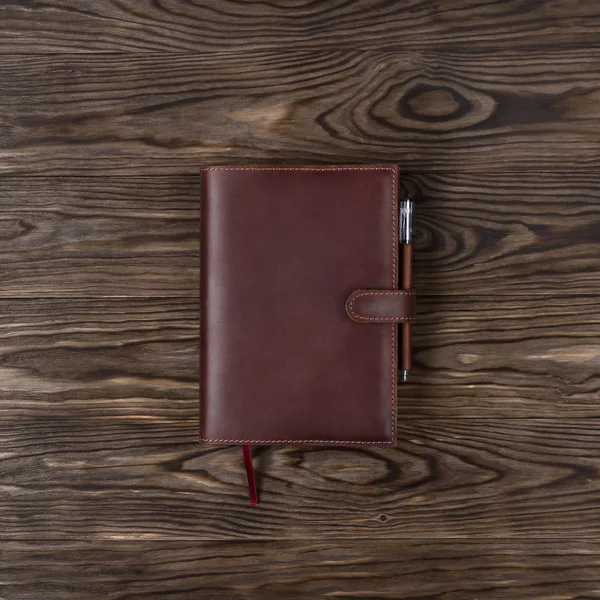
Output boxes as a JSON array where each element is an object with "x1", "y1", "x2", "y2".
[{"x1": 1, "y1": 1, "x2": 600, "y2": 598}]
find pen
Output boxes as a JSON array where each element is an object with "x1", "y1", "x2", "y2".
[{"x1": 399, "y1": 198, "x2": 414, "y2": 383}]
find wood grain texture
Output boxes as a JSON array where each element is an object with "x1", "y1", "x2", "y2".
[
  {"x1": 0, "y1": 176, "x2": 198, "y2": 297},
  {"x1": 3, "y1": 416, "x2": 600, "y2": 540},
  {"x1": 3, "y1": 3, "x2": 600, "y2": 592},
  {"x1": 3, "y1": 540, "x2": 600, "y2": 600},
  {"x1": 0, "y1": 294, "x2": 595, "y2": 423},
  {"x1": 4, "y1": 49, "x2": 600, "y2": 173},
  {"x1": 408, "y1": 294, "x2": 600, "y2": 418},
  {"x1": 1, "y1": 172, "x2": 597, "y2": 298},
  {"x1": 2, "y1": 0, "x2": 600, "y2": 53},
  {"x1": 407, "y1": 172, "x2": 600, "y2": 296},
  {"x1": 0, "y1": 298, "x2": 198, "y2": 411}
]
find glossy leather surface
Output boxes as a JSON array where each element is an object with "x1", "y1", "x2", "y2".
[
  {"x1": 346, "y1": 289, "x2": 416, "y2": 323},
  {"x1": 201, "y1": 166, "x2": 398, "y2": 445}
]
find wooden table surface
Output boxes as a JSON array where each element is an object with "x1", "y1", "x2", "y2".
[{"x1": 1, "y1": 1, "x2": 600, "y2": 598}]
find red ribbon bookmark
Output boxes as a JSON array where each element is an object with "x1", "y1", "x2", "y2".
[{"x1": 242, "y1": 445, "x2": 258, "y2": 506}]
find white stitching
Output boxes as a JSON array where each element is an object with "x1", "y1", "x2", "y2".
[{"x1": 201, "y1": 165, "x2": 399, "y2": 445}]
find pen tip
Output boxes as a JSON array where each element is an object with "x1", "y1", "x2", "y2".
[{"x1": 400, "y1": 370, "x2": 409, "y2": 383}]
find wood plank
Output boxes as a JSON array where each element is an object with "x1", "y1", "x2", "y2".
[
  {"x1": 0, "y1": 298, "x2": 198, "y2": 410},
  {"x1": 408, "y1": 294, "x2": 600, "y2": 418},
  {"x1": 2, "y1": 540, "x2": 600, "y2": 599},
  {"x1": 3, "y1": 49, "x2": 600, "y2": 173},
  {"x1": 1, "y1": 171, "x2": 597, "y2": 298},
  {"x1": 2, "y1": 0, "x2": 600, "y2": 53},
  {"x1": 0, "y1": 176, "x2": 199, "y2": 297},
  {"x1": 0, "y1": 294, "x2": 595, "y2": 423},
  {"x1": 3, "y1": 417, "x2": 600, "y2": 540},
  {"x1": 407, "y1": 171, "x2": 600, "y2": 296}
]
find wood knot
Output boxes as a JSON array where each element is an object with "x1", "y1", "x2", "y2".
[
  {"x1": 406, "y1": 87, "x2": 462, "y2": 119},
  {"x1": 372, "y1": 78, "x2": 497, "y2": 133},
  {"x1": 301, "y1": 450, "x2": 390, "y2": 484}
]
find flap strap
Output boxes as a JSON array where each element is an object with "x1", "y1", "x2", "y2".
[{"x1": 346, "y1": 289, "x2": 416, "y2": 323}]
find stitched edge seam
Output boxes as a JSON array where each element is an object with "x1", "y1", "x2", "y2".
[
  {"x1": 391, "y1": 168, "x2": 397, "y2": 445},
  {"x1": 201, "y1": 165, "x2": 398, "y2": 445},
  {"x1": 203, "y1": 166, "x2": 394, "y2": 171},
  {"x1": 200, "y1": 438, "x2": 395, "y2": 444}
]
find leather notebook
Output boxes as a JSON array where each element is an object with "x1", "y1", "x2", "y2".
[{"x1": 200, "y1": 165, "x2": 416, "y2": 503}]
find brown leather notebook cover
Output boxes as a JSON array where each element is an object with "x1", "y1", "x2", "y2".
[{"x1": 200, "y1": 165, "x2": 415, "y2": 447}]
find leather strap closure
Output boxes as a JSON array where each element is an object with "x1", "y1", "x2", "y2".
[{"x1": 346, "y1": 289, "x2": 416, "y2": 323}]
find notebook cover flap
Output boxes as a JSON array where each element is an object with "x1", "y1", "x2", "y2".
[{"x1": 200, "y1": 165, "x2": 398, "y2": 445}]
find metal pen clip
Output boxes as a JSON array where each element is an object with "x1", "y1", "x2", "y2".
[{"x1": 400, "y1": 198, "x2": 414, "y2": 245}]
